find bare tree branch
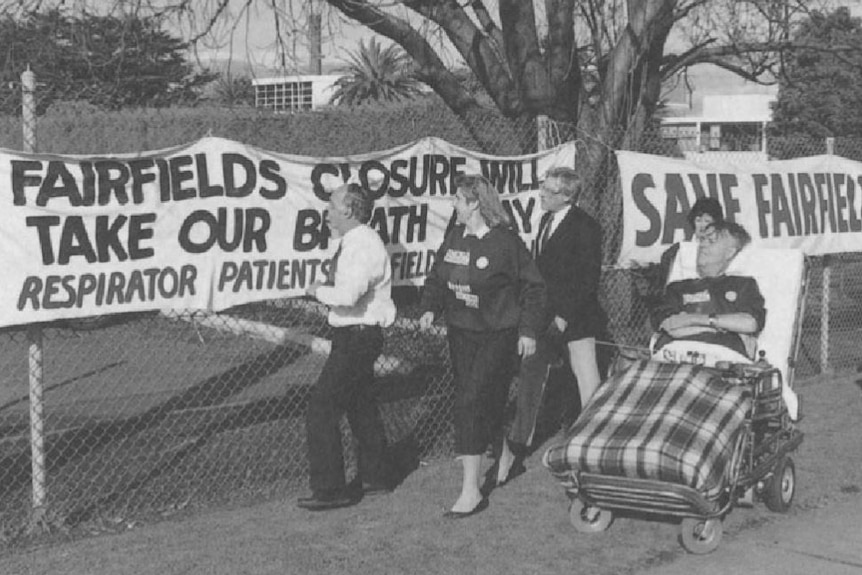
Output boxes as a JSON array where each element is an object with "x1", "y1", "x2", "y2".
[
  {"x1": 544, "y1": 0, "x2": 580, "y2": 118},
  {"x1": 660, "y1": 38, "x2": 718, "y2": 77},
  {"x1": 468, "y1": 0, "x2": 506, "y2": 54},
  {"x1": 185, "y1": 0, "x2": 232, "y2": 45},
  {"x1": 499, "y1": 0, "x2": 542, "y2": 108},
  {"x1": 663, "y1": 38, "x2": 862, "y2": 78},
  {"x1": 700, "y1": 59, "x2": 777, "y2": 84},
  {"x1": 596, "y1": 0, "x2": 675, "y2": 133},
  {"x1": 402, "y1": 0, "x2": 522, "y2": 113}
]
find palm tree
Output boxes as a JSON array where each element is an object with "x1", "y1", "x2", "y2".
[
  {"x1": 331, "y1": 38, "x2": 423, "y2": 106},
  {"x1": 211, "y1": 75, "x2": 254, "y2": 107}
]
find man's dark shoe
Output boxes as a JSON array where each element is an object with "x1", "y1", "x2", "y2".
[
  {"x1": 344, "y1": 477, "x2": 395, "y2": 497},
  {"x1": 362, "y1": 482, "x2": 394, "y2": 497},
  {"x1": 296, "y1": 491, "x2": 359, "y2": 511},
  {"x1": 297, "y1": 494, "x2": 316, "y2": 505}
]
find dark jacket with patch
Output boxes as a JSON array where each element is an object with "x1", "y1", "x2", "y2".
[
  {"x1": 651, "y1": 274, "x2": 767, "y2": 357},
  {"x1": 421, "y1": 225, "x2": 546, "y2": 338}
]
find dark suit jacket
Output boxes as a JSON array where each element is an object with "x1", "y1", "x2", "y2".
[{"x1": 536, "y1": 205, "x2": 606, "y2": 341}]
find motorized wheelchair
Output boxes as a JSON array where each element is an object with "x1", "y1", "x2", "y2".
[{"x1": 543, "y1": 243, "x2": 808, "y2": 554}]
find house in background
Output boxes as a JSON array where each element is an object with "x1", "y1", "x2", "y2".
[
  {"x1": 251, "y1": 74, "x2": 341, "y2": 112},
  {"x1": 659, "y1": 65, "x2": 778, "y2": 160},
  {"x1": 661, "y1": 93, "x2": 775, "y2": 156}
]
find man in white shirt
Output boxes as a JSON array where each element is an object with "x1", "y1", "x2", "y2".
[{"x1": 297, "y1": 183, "x2": 397, "y2": 511}]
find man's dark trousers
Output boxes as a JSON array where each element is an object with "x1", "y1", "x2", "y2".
[
  {"x1": 509, "y1": 326, "x2": 580, "y2": 446},
  {"x1": 306, "y1": 325, "x2": 390, "y2": 495}
]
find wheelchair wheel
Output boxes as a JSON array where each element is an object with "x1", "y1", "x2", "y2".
[
  {"x1": 764, "y1": 455, "x2": 796, "y2": 512},
  {"x1": 679, "y1": 517, "x2": 723, "y2": 554},
  {"x1": 568, "y1": 499, "x2": 613, "y2": 533}
]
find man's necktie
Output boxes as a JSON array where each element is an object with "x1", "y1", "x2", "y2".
[{"x1": 537, "y1": 211, "x2": 555, "y2": 255}]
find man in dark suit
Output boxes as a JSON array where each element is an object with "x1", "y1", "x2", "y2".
[
  {"x1": 493, "y1": 166, "x2": 606, "y2": 486},
  {"x1": 535, "y1": 167, "x2": 605, "y2": 400}
]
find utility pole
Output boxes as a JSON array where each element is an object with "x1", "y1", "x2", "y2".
[{"x1": 308, "y1": 3, "x2": 322, "y2": 74}]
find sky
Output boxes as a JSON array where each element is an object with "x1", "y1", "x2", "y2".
[
  {"x1": 23, "y1": 0, "x2": 862, "y2": 75},
  {"x1": 189, "y1": 3, "x2": 401, "y2": 77},
  {"x1": 186, "y1": 1, "x2": 491, "y2": 77},
  {"x1": 193, "y1": 0, "x2": 862, "y2": 76}
]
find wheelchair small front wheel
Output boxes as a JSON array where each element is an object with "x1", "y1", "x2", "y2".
[
  {"x1": 680, "y1": 517, "x2": 723, "y2": 554},
  {"x1": 568, "y1": 499, "x2": 613, "y2": 533},
  {"x1": 764, "y1": 455, "x2": 796, "y2": 512}
]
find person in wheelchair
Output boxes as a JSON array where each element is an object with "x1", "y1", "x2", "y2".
[{"x1": 650, "y1": 221, "x2": 765, "y2": 364}]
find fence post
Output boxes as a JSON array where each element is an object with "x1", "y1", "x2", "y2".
[
  {"x1": 21, "y1": 66, "x2": 47, "y2": 529},
  {"x1": 820, "y1": 256, "x2": 830, "y2": 373},
  {"x1": 537, "y1": 115, "x2": 549, "y2": 152},
  {"x1": 820, "y1": 137, "x2": 835, "y2": 374}
]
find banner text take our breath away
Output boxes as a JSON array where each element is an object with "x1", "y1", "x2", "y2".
[{"x1": 0, "y1": 136, "x2": 575, "y2": 328}]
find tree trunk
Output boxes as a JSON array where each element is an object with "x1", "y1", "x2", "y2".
[{"x1": 577, "y1": 1, "x2": 675, "y2": 263}]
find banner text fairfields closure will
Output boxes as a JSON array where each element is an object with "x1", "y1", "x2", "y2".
[{"x1": 0, "y1": 136, "x2": 576, "y2": 327}]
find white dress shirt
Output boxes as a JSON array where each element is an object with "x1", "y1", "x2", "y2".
[
  {"x1": 315, "y1": 224, "x2": 396, "y2": 328},
  {"x1": 546, "y1": 204, "x2": 571, "y2": 238}
]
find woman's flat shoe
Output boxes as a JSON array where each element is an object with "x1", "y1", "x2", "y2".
[{"x1": 443, "y1": 497, "x2": 489, "y2": 519}]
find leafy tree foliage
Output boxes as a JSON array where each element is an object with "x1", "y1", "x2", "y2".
[
  {"x1": 0, "y1": 9, "x2": 217, "y2": 114},
  {"x1": 210, "y1": 75, "x2": 255, "y2": 107},
  {"x1": 331, "y1": 38, "x2": 424, "y2": 106},
  {"x1": 770, "y1": 7, "x2": 862, "y2": 138}
]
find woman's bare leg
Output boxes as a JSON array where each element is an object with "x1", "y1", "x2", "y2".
[{"x1": 451, "y1": 454, "x2": 484, "y2": 512}]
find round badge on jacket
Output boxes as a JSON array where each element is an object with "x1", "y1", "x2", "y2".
[
  {"x1": 725, "y1": 290, "x2": 738, "y2": 302},
  {"x1": 476, "y1": 256, "x2": 489, "y2": 269}
]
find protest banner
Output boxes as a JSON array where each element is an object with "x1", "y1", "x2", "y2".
[
  {"x1": 0, "y1": 136, "x2": 575, "y2": 328},
  {"x1": 617, "y1": 151, "x2": 862, "y2": 266}
]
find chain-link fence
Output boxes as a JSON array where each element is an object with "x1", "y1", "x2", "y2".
[
  {"x1": 0, "y1": 300, "x2": 455, "y2": 540},
  {"x1": 1, "y1": 81, "x2": 861, "y2": 545}
]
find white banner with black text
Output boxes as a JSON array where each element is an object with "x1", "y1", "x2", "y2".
[
  {"x1": 0, "y1": 136, "x2": 575, "y2": 327},
  {"x1": 617, "y1": 150, "x2": 862, "y2": 266}
]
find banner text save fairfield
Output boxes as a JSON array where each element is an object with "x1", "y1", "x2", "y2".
[{"x1": 617, "y1": 151, "x2": 862, "y2": 265}]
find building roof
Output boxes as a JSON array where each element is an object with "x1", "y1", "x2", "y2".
[
  {"x1": 252, "y1": 74, "x2": 342, "y2": 86},
  {"x1": 663, "y1": 93, "x2": 775, "y2": 124}
]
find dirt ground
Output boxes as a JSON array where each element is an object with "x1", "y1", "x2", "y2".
[{"x1": 5, "y1": 370, "x2": 862, "y2": 575}]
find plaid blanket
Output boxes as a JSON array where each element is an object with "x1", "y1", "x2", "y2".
[{"x1": 543, "y1": 360, "x2": 750, "y2": 499}]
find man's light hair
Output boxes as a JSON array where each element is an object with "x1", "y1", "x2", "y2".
[
  {"x1": 340, "y1": 182, "x2": 374, "y2": 224},
  {"x1": 544, "y1": 166, "x2": 581, "y2": 200}
]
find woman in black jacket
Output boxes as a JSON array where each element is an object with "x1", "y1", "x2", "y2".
[{"x1": 419, "y1": 174, "x2": 546, "y2": 518}]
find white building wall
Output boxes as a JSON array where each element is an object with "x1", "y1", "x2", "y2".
[
  {"x1": 701, "y1": 94, "x2": 775, "y2": 123},
  {"x1": 252, "y1": 74, "x2": 341, "y2": 110},
  {"x1": 660, "y1": 92, "x2": 777, "y2": 154}
]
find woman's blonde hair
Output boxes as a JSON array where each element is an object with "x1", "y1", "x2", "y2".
[{"x1": 454, "y1": 174, "x2": 512, "y2": 228}]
